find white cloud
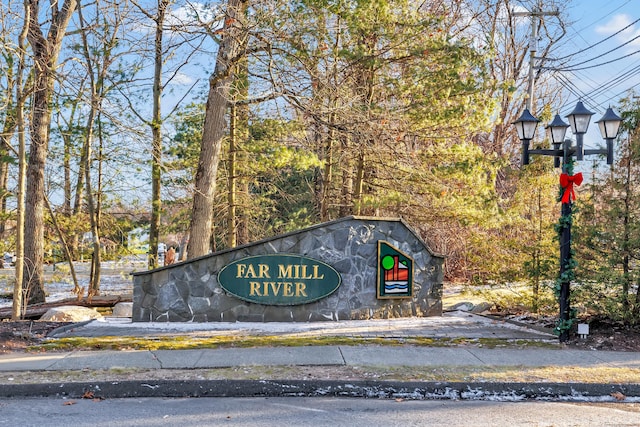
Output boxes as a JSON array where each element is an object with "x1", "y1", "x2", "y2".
[
  {"x1": 131, "y1": 2, "x2": 221, "y2": 35},
  {"x1": 595, "y1": 14, "x2": 634, "y2": 36},
  {"x1": 169, "y1": 71, "x2": 195, "y2": 85},
  {"x1": 167, "y1": 2, "x2": 220, "y2": 29},
  {"x1": 595, "y1": 14, "x2": 640, "y2": 47}
]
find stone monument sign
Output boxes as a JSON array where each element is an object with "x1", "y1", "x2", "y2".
[{"x1": 132, "y1": 216, "x2": 443, "y2": 322}]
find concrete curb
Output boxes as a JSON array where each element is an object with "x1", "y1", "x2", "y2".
[
  {"x1": 2, "y1": 380, "x2": 639, "y2": 401},
  {"x1": 6, "y1": 314, "x2": 634, "y2": 402},
  {"x1": 47, "y1": 320, "x2": 94, "y2": 336}
]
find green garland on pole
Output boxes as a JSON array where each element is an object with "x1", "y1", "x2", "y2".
[{"x1": 553, "y1": 158, "x2": 578, "y2": 336}]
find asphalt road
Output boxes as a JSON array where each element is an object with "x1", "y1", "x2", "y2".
[{"x1": 0, "y1": 397, "x2": 638, "y2": 426}]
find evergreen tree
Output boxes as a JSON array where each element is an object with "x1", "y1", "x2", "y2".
[
  {"x1": 165, "y1": 104, "x2": 320, "y2": 248},
  {"x1": 574, "y1": 95, "x2": 640, "y2": 324}
]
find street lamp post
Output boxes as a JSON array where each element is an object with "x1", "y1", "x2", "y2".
[
  {"x1": 513, "y1": 102, "x2": 622, "y2": 343},
  {"x1": 513, "y1": 108, "x2": 540, "y2": 166},
  {"x1": 595, "y1": 107, "x2": 623, "y2": 165},
  {"x1": 566, "y1": 101, "x2": 594, "y2": 162}
]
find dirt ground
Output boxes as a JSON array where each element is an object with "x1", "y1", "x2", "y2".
[
  {"x1": 0, "y1": 321, "x2": 72, "y2": 354},
  {"x1": 563, "y1": 317, "x2": 640, "y2": 351},
  {"x1": 2, "y1": 315, "x2": 640, "y2": 354},
  {"x1": 500, "y1": 313, "x2": 640, "y2": 352}
]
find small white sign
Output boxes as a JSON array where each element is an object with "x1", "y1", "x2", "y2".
[{"x1": 577, "y1": 323, "x2": 589, "y2": 338}]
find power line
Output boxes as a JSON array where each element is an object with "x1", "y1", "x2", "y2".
[
  {"x1": 583, "y1": 62, "x2": 640, "y2": 101},
  {"x1": 552, "y1": 73, "x2": 579, "y2": 98},
  {"x1": 540, "y1": 15, "x2": 640, "y2": 72},
  {"x1": 551, "y1": 0, "x2": 633, "y2": 58},
  {"x1": 553, "y1": 61, "x2": 640, "y2": 113},
  {"x1": 542, "y1": 48, "x2": 640, "y2": 72},
  {"x1": 600, "y1": 85, "x2": 639, "y2": 106},
  {"x1": 563, "y1": 32, "x2": 640, "y2": 68},
  {"x1": 551, "y1": 15, "x2": 640, "y2": 62},
  {"x1": 552, "y1": 72, "x2": 599, "y2": 110},
  {"x1": 539, "y1": 2, "x2": 639, "y2": 104}
]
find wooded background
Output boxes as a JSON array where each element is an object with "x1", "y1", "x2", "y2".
[{"x1": 1, "y1": 0, "x2": 638, "y2": 323}]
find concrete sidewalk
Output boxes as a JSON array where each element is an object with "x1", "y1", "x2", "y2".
[
  {"x1": 2, "y1": 344, "x2": 640, "y2": 401},
  {"x1": 2, "y1": 312, "x2": 640, "y2": 401},
  {"x1": 3, "y1": 342, "x2": 640, "y2": 372}
]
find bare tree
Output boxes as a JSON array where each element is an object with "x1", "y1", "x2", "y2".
[
  {"x1": 149, "y1": 0, "x2": 171, "y2": 269},
  {"x1": 11, "y1": 1, "x2": 31, "y2": 319},
  {"x1": 126, "y1": 0, "x2": 211, "y2": 266},
  {"x1": 74, "y1": 0, "x2": 130, "y2": 296},
  {"x1": 23, "y1": 0, "x2": 78, "y2": 304},
  {"x1": 128, "y1": 0, "x2": 173, "y2": 269}
]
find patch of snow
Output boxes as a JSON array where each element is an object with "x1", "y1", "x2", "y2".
[{"x1": 0, "y1": 257, "x2": 142, "y2": 308}]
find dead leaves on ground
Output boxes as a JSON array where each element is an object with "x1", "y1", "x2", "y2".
[
  {"x1": 61, "y1": 391, "x2": 104, "y2": 405},
  {"x1": 611, "y1": 391, "x2": 626, "y2": 401}
]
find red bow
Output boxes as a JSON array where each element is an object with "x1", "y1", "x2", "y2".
[{"x1": 560, "y1": 172, "x2": 583, "y2": 204}]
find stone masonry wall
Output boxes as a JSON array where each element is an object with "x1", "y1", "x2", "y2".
[{"x1": 132, "y1": 217, "x2": 443, "y2": 322}]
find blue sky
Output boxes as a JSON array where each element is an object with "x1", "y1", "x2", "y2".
[{"x1": 548, "y1": 0, "x2": 639, "y2": 147}]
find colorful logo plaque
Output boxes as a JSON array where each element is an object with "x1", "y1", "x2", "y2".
[{"x1": 377, "y1": 241, "x2": 413, "y2": 299}]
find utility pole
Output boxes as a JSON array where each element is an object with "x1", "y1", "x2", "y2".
[{"x1": 514, "y1": 3, "x2": 559, "y2": 113}]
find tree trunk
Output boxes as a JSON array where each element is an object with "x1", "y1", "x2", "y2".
[
  {"x1": 188, "y1": 0, "x2": 246, "y2": 259},
  {"x1": 24, "y1": 0, "x2": 78, "y2": 304},
  {"x1": 23, "y1": 79, "x2": 49, "y2": 304},
  {"x1": 0, "y1": 74, "x2": 15, "y2": 236},
  {"x1": 44, "y1": 196, "x2": 81, "y2": 296},
  {"x1": 227, "y1": 103, "x2": 237, "y2": 248},
  {"x1": 339, "y1": 136, "x2": 353, "y2": 218},
  {"x1": 72, "y1": 124, "x2": 86, "y2": 215},
  {"x1": 12, "y1": 3, "x2": 30, "y2": 319},
  {"x1": 353, "y1": 150, "x2": 365, "y2": 215},
  {"x1": 77, "y1": 0, "x2": 110, "y2": 297},
  {"x1": 0, "y1": 45, "x2": 18, "y2": 236},
  {"x1": 232, "y1": 51, "x2": 249, "y2": 246},
  {"x1": 320, "y1": 116, "x2": 335, "y2": 221},
  {"x1": 148, "y1": 0, "x2": 170, "y2": 269},
  {"x1": 227, "y1": 99, "x2": 249, "y2": 247},
  {"x1": 13, "y1": 98, "x2": 27, "y2": 316},
  {"x1": 81, "y1": 95, "x2": 101, "y2": 297},
  {"x1": 57, "y1": 101, "x2": 81, "y2": 216}
]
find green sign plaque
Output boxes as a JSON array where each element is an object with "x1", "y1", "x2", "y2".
[{"x1": 217, "y1": 254, "x2": 342, "y2": 306}]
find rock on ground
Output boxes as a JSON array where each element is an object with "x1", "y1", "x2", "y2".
[{"x1": 39, "y1": 306, "x2": 103, "y2": 322}]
